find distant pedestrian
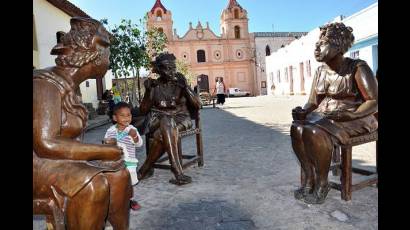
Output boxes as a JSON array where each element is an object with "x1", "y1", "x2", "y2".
[
  {"x1": 213, "y1": 77, "x2": 226, "y2": 108},
  {"x1": 271, "y1": 83, "x2": 276, "y2": 95},
  {"x1": 112, "y1": 82, "x2": 122, "y2": 104},
  {"x1": 102, "y1": 89, "x2": 110, "y2": 101}
]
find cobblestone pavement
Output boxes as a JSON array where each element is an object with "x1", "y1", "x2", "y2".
[{"x1": 33, "y1": 95, "x2": 377, "y2": 230}]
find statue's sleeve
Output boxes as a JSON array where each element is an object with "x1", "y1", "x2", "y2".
[{"x1": 303, "y1": 66, "x2": 321, "y2": 112}]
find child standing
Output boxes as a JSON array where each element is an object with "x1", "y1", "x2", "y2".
[{"x1": 104, "y1": 102, "x2": 143, "y2": 210}]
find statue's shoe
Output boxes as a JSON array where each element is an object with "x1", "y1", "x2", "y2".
[
  {"x1": 137, "y1": 168, "x2": 154, "y2": 180},
  {"x1": 303, "y1": 185, "x2": 331, "y2": 204},
  {"x1": 169, "y1": 174, "x2": 192, "y2": 185},
  {"x1": 294, "y1": 187, "x2": 312, "y2": 200}
]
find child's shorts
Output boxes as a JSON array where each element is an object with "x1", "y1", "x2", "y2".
[{"x1": 127, "y1": 166, "x2": 138, "y2": 186}]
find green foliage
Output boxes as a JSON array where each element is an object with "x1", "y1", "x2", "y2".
[
  {"x1": 176, "y1": 59, "x2": 195, "y2": 86},
  {"x1": 100, "y1": 18, "x2": 167, "y2": 102}
]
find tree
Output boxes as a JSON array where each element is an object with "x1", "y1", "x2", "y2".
[
  {"x1": 176, "y1": 60, "x2": 195, "y2": 87},
  {"x1": 101, "y1": 18, "x2": 167, "y2": 105}
]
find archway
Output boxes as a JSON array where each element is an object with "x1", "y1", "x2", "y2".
[{"x1": 197, "y1": 74, "x2": 209, "y2": 93}]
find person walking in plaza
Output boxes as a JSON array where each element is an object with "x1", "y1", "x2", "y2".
[
  {"x1": 104, "y1": 102, "x2": 144, "y2": 211},
  {"x1": 213, "y1": 77, "x2": 226, "y2": 108},
  {"x1": 112, "y1": 82, "x2": 122, "y2": 104}
]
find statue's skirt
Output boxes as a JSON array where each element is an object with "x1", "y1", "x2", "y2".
[
  {"x1": 33, "y1": 152, "x2": 125, "y2": 199},
  {"x1": 295, "y1": 112, "x2": 378, "y2": 145}
]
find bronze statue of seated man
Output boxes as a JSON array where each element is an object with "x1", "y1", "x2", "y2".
[
  {"x1": 137, "y1": 52, "x2": 201, "y2": 185},
  {"x1": 290, "y1": 22, "x2": 378, "y2": 204},
  {"x1": 33, "y1": 17, "x2": 132, "y2": 229}
]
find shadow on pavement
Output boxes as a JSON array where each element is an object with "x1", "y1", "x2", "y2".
[{"x1": 33, "y1": 107, "x2": 378, "y2": 230}]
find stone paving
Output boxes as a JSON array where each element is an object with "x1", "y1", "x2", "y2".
[{"x1": 33, "y1": 95, "x2": 377, "y2": 230}]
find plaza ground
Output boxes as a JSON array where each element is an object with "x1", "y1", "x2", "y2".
[{"x1": 33, "y1": 95, "x2": 377, "y2": 230}]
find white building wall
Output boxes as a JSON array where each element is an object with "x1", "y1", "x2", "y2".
[
  {"x1": 33, "y1": 0, "x2": 71, "y2": 69},
  {"x1": 79, "y1": 79, "x2": 98, "y2": 108},
  {"x1": 266, "y1": 28, "x2": 321, "y2": 96},
  {"x1": 266, "y1": 2, "x2": 378, "y2": 96},
  {"x1": 254, "y1": 36, "x2": 298, "y2": 96},
  {"x1": 342, "y1": 3, "x2": 378, "y2": 43},
  {"x1": 343, "y1": 2, "x2": 378, "y2": 74},
  {"x1": 104, "y1": 70, "x2": 114, "y2": 91},
  {"x1": 33, "y1": 0, "x2": 111, "y2": 109}
]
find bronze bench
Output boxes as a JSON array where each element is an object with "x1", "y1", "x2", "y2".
[
  {"x1": 329, "y1": 130, "x2": 378, "y2": 201},
  {"x1": 299, "y1": 114, "x2": 378, "y2": 201},
  {"x1": 145, "y1": 110, "x2": 204, "y2": 169}
]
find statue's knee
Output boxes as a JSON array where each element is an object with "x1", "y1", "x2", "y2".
[
  {"x1": 87, "y1": 174, "x2": 109, "y2": 202},
  {"x1": 302, "y1": 125, "x2": 329, "y2": 142},
  {"x1": 153, "y1": 130, "x2": 163, "y2": 141},
  {"x1": 160, "y1": 117, "x2": 171, "y2": 127},
  {"x1": 290, "y1": 123, "x2": 304, "y2": 140},
  {"x1": 302, "y1": 125, "x2": 318, "y2": 140},
  {"x1": 116, "y1": 168, "x2": 131, "y2": 183}
]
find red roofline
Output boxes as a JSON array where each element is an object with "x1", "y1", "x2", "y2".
[
  {"x1": 150, "y1": 0, "x2": 167, "y2": 14},
  {"x1": 46, "y1": 0, "x2": 90, "y2": 18},
  {"x1": 227, "y1": 0, "x2": 243, "y2": 10}
]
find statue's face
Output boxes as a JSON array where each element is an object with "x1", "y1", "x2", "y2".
[
  {"x1": 314, "y1": 39, "x2": 339, "y2": 62},
  {"x1": 158, "y1": 59, "x2": 176, "y2": 79},
  {"x1": 92, "y1": 26, "x2": 111, "y2": 78},
  {"x1": 94, "y1": 44, "x2": 111, "y2": 78}
]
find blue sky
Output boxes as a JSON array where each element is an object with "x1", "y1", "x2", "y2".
[{"x1": 68, "y1": 0, "x2": 377, "y2": 34}]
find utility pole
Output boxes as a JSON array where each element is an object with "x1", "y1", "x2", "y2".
[{"x1": 271, "y1": 24, "x2": 275, "y2": 49}]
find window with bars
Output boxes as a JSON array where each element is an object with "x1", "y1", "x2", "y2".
[
  {"x1": 350, "y1": 50, "x2": 360, "y2": 59},
  {"x1": 234, "y1": 9, "x2": 239, "y2": 19},
  {"x1": 197, "y1": 50, "x2": 206, "y2": 63},
  {"x1": 234, "y1": 26, "x2": 240, "y2": 39}
]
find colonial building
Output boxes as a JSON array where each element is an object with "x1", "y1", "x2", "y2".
[
  {"x1": 265, "y1": 2, "x2": 378, "y2": 96},
  {"x1": 147, "y1": 0, "x2": 306, "y2": 96},
  {"x1": 251, "y1": 32, "x2": 307, "y2": 95},
  {"x1": 33, "y1": 0, "x2": 112, "y2": 109},
  {"x1": 147, "y1": 0, "x2": 255, "y2": 94}
]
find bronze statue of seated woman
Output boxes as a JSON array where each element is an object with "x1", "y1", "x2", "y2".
[
  {"x1": 137, "y1": 52, "x2": 201, "y2": 185},
  {"x1": 33, "y1": 17, "x2": 132, "y2": 229},
  {"x1": 290, "y1": 22, "x2": 378, "y2": 204}
]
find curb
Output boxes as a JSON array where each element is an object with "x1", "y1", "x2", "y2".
[{"x1": 85, "y1": 118, "x2": 111, "y2": 132}]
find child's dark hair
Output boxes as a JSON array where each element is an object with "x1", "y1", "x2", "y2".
[
  {"x1": 113, "y1": 102, "x2": 132, "y2": 115},
  {"x1": 109, "y1": 102, "x2": 132, "y2": 124}
]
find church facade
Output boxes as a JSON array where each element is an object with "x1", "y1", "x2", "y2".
[{"x1": 147, "y1": 0, "x2": 306, "y2": 96}]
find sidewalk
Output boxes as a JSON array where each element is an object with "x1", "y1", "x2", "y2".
[
  {"x1": 34, "y1": 96, "x2": 377, "y2": 229},
  {"x1": 85, "y1": 115, "x2": 111, "y2": 132}
]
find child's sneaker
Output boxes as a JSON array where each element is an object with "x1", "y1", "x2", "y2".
[{"x1": 130, "y1": 200, "x2": 141, "y2": 211}]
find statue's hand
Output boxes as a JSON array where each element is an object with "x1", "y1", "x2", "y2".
[
  {"x1": 144, "y1": 78, "x2": 157, "y2": 90},
  {"x1": 324, "y1": 110, "x2": 356, "y2": 121},
  {"x1": 292, "y1": 106, "x2": 307, "y2": 121},
  {"x1": 103, "y1": 138, "x2": 117, "y2": 145},
  {"x1": 102, "y1": 146, "x2": 123, "y2": 161},
  {"x1": 176, "y1": 74, "x2": 188, "y2": 88}
]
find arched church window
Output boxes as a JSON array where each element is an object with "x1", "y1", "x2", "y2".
[
  {"x1": 197, "y1": 50, "x2": 206, "y2": 63},
  {"x1": 157, "y1": 27, "x2": 164, "y2": 33},
  {"x1": 234, "y1": 9, "x2": 239, "y2": 19},
  {"x1": 156, "y1": 10, "x2": 162, "y2": 21},
  {"x1": 234, "y1": 26, "x2": 240, "y2": 39},
  {"x1": 265, "y1": 45, "x2": 271, "y2": 56}
]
